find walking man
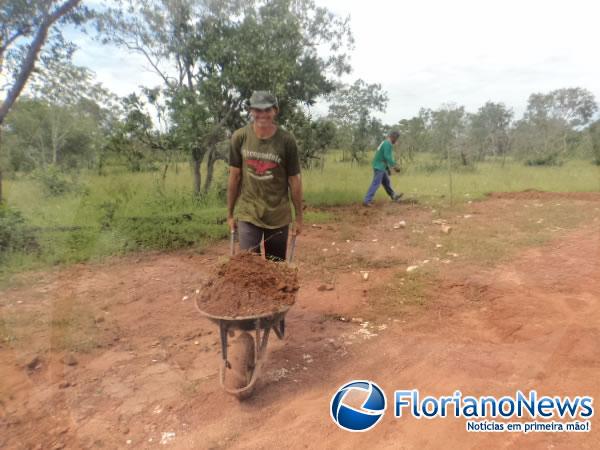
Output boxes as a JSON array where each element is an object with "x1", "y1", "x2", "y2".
[
  {"x1": 363, "y1": 131, "x2": 403, "y2": 206},
  {"x1": 227, "y1": 91, "x2": 303, "y2": 261}
]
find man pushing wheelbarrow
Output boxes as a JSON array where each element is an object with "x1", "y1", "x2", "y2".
[
  {"x1": 227, "y1": 90, "x2": 303, "y2": 261},
  {"x1": 196, "y1": 91, "x2": 303, "y2": 399}
]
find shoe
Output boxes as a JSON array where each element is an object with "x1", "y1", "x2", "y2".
[
  {"x1": 392, "y1": 193, "x2": 404, "y2": 202},
  {"x1": 362, "y1": 202, "x2": 373, "y2": 207}
]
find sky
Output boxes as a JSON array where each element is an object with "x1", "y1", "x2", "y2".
[{"x1": 71, "y1": 0, "x2": 600, "y2": 124}]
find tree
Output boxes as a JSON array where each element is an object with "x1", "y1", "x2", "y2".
[
  {"x1": 520, "y1": 92, "x2": 563, "y2": 162},
  {"x1": 396, "y1": 110, "x2": 430, "y2": 165},
  {"x1": 30, "y1": 60, "x2": 117, "y2": 167},
  {"x1": 549, "y1": 88, "x2": 597, "y2": 155},
  {"x1": 520, "y1": 88, "x2": 598, "y2": 163},
  {"x1": 327, "y1": 79, "x2": 388, "y2": 163},
  {"x1": 0, "y1": 0, "x2": 86, "y2": 202},
  {"x1": 96, "y1": 0, "x2": 353, "y2": 195},
  {"x1": 108, "y1": 91, "x2": 177, "y2": 174},
  {"x1": 589, "y1": 120, "x2": 600, "y2": 166},
  {"x1": 467, "y1": 101, "x2": 513, "y2": 163},
  {"x1": 430, "y1": 104, "x2": 467, "y2": 205},
  {"x1": 430, "y1": 104, "x2": 467, "y2": 164},
  {"x1": 285, "y1": 108, "x2": 336, "y2": 169},
  {"x1": 550, "y1": 88, "x2": 597, "y2": 129},
  {"x1": 4, "y1": 97, "x2": 109, "y2": 171}
]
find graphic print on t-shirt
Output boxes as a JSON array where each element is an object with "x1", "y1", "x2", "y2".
[{"x1": 242, "y1": 149, "x2": 282, "y2": 181}]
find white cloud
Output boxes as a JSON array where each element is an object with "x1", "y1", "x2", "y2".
[
  {"x1": 324, "y1": 0, "x2": 600, "y2": 122},
  {"x1": 66, "y1": 0, "x2": 600, "y2": 124}
]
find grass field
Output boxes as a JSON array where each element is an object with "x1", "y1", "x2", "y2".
[{"x1": 1, "y1": 154, "x2": 598, "y2": 277}]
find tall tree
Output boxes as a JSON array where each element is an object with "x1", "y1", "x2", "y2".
[
  {"x1": 589, "y1": 120, "x2": 600, "y2": 166},
  {"x1": 549, "y1": 88, "x2": 597, "y2": 155},
  {"x1": 29, "y1": 61, "x2": 116, "y2": 166},
  {"x1": 0, "y1": 0, "x2": 86, "y2": 202},
  {"x1": 396, "y1": 110, "x2": 430, "y2": 164},
  {"x1": 521, "y1": 88, "x2": 598, "y2": 161},
  {"x1": 550, "y1": 88, "x2": 597, "y2": 129},
  {"x1": 430, "y1": 104, "x2": 467, "y2": 205},
  {"x1": 285, "y1": 108, "x2": 336, "y2": 169},
  {"x1": 327, "y1": 79, "x2": 388, "y2": 163},
  {"x1": 5, "y1": 97, "x2": 106, "y2": 169},
  {"x1": 430, "y1": 104, "x2": 467, "y2": 164},
  {"x1": 468, "y1": 101, "x2": 513, "y2": 163},
  {"x1": 97, "y1": 0, "x2": 353, "y2": 194}
]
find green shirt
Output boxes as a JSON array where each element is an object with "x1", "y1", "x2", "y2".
[
  {"x1": 371, "y1": 139, "x2": 396, "y2": 171},
  {"x1": 229, "y1": 124, "x2": 301, "y2": 229}
]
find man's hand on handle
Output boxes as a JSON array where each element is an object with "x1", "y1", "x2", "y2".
[
  {"x1": 293, "y1": 218, "x2": 303, "y2": 236},
  {"x1": 227, "y1": 216, "x2": 237, "y2": 233}
]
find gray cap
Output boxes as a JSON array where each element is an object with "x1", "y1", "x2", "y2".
[
  {"x1": 249, "y1": 91, "x2": 278, "y2": 109},
  {"x1": 389, "y1": 130, "x2": 400, "y2": 138}
]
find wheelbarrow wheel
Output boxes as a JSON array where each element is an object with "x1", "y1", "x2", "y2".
[{"x1": 224, "y1": 331, "x2": 256, "y2": 399}]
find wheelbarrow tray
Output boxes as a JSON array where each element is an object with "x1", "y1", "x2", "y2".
[{"x1": 196, "y1": 304, "x2": 292, "y2": 330}]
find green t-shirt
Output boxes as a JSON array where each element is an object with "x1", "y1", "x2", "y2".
[
  {"x1": 229, "y1": 124, "x2": 301, "y2": 229},
  {"x1": 372, "y1": 139, "x2": 396, "y2": 171}
]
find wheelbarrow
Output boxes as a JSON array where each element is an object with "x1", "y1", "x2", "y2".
[
  {"x1": 195, "y1": 303, "x2": 292, "y2": 399},
  {"x1": 195, "y1": 231, "x2": 297, "y2": 399}
]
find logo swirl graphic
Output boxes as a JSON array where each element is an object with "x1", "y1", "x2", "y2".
[{"x1": 330, "y1": 380, "x2": 387, "y2": 432}]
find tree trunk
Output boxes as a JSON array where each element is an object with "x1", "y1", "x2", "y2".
[
  {"x1": 0, "y1": 127, "x2": 4, "y2": 204},
  {"x1": 203, "y1": 146, "x2": 216, "y2": 194},
  {"x1": 204, "y1": 143, "x2": 228, "y2": 193},
  {"x1": 446, "y1": 140, "x2": 453, "y2": 206},
  {"x1": 0, "y1": 0, "x2": 82, "y2": 124},
  {"x1": 192, "y1": 148, "x2": 203, "y2": 196},
  {"x1": 51, "y1": 117, "x2": 59, "y2": 165},
  {"x1": 162, "y1": 161, "x2": 170, "y2": 182}
]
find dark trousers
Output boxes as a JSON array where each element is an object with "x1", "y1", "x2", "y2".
[
  {"x1": 364, "y1": 169, "x2": 396, "y2": 204},
  {"x1": 237, "y1": 221, "x2": 289, "y2": 261}
]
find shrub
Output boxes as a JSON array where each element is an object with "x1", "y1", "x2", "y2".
[
  {"x1": 525, "y1": 153, "x2": 563, "y2": 167},
  {"x1": 114, "y1": 210, "x2": 228, "y2": 250},
  {"x1": 32, "y1": 167, "x2": 85, "y2": 196},
  {"x1": 0, "y1": 205, "x2": 38, "y2": 256}
]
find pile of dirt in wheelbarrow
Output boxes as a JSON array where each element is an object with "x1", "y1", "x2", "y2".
[{"x1": 197, "y1": 253, "x2": 299, "y2": 317}]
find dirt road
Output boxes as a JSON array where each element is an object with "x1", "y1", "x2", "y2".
[{"x1": 1, "y1": 193, "x2": 599, "y2": 449}]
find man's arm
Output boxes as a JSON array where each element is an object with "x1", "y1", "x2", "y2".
[
  {"x1": 288, "y1": 174, "x2": 303, "y2": 235},
  {"x1": 227, "y1": 166, "x2": 242, "y2": 231},
  {"x1": 384, "y1": 141, "x2": 400, "y2": 172},
  {"x1": 384, "y1": 141, "x2": 397, "y2": 168}
]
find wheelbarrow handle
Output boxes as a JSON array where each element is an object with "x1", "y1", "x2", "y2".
[
  {"x1": 230, "y1": 230, "x2": 236, "y2": 256},
  {"x1": 288, "y1": 234, "x2": 297, "y2": 264}
]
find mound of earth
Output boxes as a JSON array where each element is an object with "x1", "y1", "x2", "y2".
[{"x1": 196, "y1": 253, "x2": 299, "y2": 317}]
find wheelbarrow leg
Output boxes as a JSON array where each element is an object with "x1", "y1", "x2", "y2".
[
  {"x1": 219, "y1": 321, "x2": 229, "y2": 365},
  {"x1": 273, "y1": 318, "x2": 285, "y2": 339}
]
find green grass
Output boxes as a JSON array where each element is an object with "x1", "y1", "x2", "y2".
[
  {"x1": 1, "y1": 155, "x2": 599, "y2": 277},
  {"x1": 303, "y1": 209, "x2": 334, "y2": 224},
  {"x1": 1, "y1": 163, "x2": 231, "y2": 277},
  {"x1": 304, "y1": 154, "x2": 600, "y2": 206},
  {"x1": 435, "y1": 199, "x2": 600, "y2": 266},
  {"x1": 367, "y1": 269, "x2": 433, "y2": 319}
]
